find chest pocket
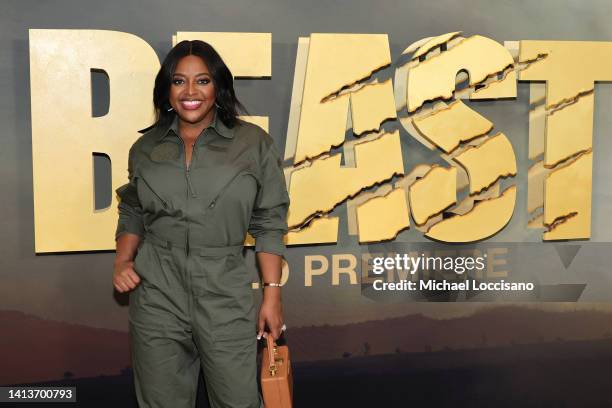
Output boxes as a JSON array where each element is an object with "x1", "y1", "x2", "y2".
[
  {"x1": 134, "y1": 168, "x2": 172, "y2": 213},
  {"x1": 207, "y1": 169, "x2": 260, "y2": 211},
  {"x1": 135, "y1": 175, "x2": 166, "y2": 213}
]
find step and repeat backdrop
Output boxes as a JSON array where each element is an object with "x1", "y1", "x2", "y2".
[{"x1": 3, "y1": 0, "x2": 612, "y2": 406}]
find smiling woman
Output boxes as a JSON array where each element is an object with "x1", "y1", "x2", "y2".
[
  {"x1": 112, "y1": 40, "x2": 290, "y2": 408},
  {"x1": 153, "y1": 41, "x2": 244, "y2": 132},
  {"x1": 169, "y1": 54, "x2": 218, "y2": 166},
  {"x1": 171, "y1": 54, "x2": 216, "y2": 114}
]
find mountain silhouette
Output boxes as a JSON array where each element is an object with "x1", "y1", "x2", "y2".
[
  {"x1": 3, "y1": 306, "x2": 612, "y2": 385},
  {"x1": 0, "y1": 310, "x2": 129, "y2": 385},
  {"x1": 286, "y1": 306, "x2": 612, "y2": 361}
]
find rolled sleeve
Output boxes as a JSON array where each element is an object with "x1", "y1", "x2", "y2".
[
  {"x1": 115, "y1": 145, "x2": 144, "y2": 240},
  {"x1": 248, "y1": 141, "x2": 290, "y2": 257}
]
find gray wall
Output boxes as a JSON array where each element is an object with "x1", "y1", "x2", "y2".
[{"x1": 2, "y1": 0, "x2": 612, "y2": 331}]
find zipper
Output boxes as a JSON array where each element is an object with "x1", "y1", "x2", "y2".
[
  {"x1": 186, "y1": 168, "x2": 197, "y2": 198},
  {"x1": 178, "y1": 136, "x2": 190, "y2": 256},
  {"x1": 179, "y1": 130, "x2": 205, "y2": 256},
  {"x1": 206, "y1": 168, "x2": 258, "y2": 211},
  {"x1": 185, "y1": 142, "x2": 198, "y2": 198},
  {"x1": 138, "y1": 175, "x2": 168, "y2": 209}
]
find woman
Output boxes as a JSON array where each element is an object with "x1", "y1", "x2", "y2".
[{"x1": 112, "y1": 40, "x2": 289, "y2": 408}]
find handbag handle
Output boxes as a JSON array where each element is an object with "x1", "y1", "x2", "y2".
[{"x1": 267, "y1": 335, "x2": 279, "y2": 376}]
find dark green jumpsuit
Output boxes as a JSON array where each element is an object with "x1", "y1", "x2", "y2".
[{"x1": 115, "y1": 113, "x2": 289, "y2": 408}]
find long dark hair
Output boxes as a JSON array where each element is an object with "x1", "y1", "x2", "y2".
[{"x1": 151, "y1": 40, "x2": 245, "y2": 130}]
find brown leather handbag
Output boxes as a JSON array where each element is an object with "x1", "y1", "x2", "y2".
[{"x1": 261, "y1": 335, "x2": 293, "y2": 407}]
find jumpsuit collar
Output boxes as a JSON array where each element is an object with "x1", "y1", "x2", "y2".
[{"x1": 157, "y1": 110, "x2": 234, "y2": 142}]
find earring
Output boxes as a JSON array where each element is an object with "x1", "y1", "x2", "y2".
[
  {"x1": 214, "y1": 102, "x2": 222, "y2": 110},
  {"x1": 167, "y1": 106, "x2": 174, "y2": 112}
]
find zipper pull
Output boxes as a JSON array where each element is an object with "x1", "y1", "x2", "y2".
[
  {"x1": 186, "y1": 168, "x2": 197, "y2": 198},
  {"x1": 185, "y1": 143, "x2": 198, "y2": 198}
]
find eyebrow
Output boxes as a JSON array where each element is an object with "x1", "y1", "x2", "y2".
[{"x1": 173, "y1": 72, "x2": 211, "y2": 77}]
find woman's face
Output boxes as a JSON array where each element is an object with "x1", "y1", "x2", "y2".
[{"x1": 169, "y1": 55, "x2": 216, "y2": 127}]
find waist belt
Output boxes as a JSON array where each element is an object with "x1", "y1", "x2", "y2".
[{"x1": 143, "y1": 231, "x2": 244, "y2": 257}]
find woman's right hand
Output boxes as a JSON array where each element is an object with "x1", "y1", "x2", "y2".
[
  {"x1": 113, "y1": 260, "x2": 141, "y2": 293},
  {"x1": 114, "y1": 233, "x2": 143, "y2": 293}
]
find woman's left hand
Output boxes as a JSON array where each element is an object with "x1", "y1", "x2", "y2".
[{"x1": 257, "y1": 296, "x2": 284, "y2": 340}]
